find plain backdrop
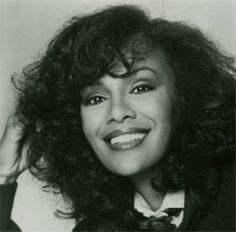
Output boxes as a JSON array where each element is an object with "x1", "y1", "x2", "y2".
[{"x1": 0, "y1": 0, "x2": 235, "y2": 231}]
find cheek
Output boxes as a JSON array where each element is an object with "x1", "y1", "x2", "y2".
[
  {"x1": 134, "y1": 92, "x2": 172, "y2": 123},
  {"x1": 80, "y1": 107, "x2": 106, "y2": 142}
]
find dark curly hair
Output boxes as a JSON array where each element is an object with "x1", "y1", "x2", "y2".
[{"x1": 13, "y1": 5, "x2": 235, "y2": 231}]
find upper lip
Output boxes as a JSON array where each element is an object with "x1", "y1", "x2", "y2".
[{"x1": 103, "y1": 127, "x2": 150, "y2": 142}]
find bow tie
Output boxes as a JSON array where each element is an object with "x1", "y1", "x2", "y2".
[{"x1": 135, "y1": 208, "x2": 182, "y2": 231}]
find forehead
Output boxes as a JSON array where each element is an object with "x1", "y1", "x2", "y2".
[
  {"x1": 133, "y1": 49, "x2": 170, "y2": 72},
  {"x1": 103, "y1": 48, "x2": 174, "y2": 82},
  {"x1": 81, "y1": 48, "x2": 175, "y2": 93}
]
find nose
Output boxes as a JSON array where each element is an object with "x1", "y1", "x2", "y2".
[{"x1": 106, "y1": 98, "x2": 136, "y2": 124}]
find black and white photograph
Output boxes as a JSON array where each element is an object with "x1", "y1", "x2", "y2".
[{"x1": 0, "y1": 0, "x2": 235, "y2": 231}]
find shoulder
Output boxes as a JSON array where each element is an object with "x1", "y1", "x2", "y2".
[
  {"x1": 195, "y1": 163, "x2": 235, "y2": 231},
  {"x1": 0, "y1": 183, "x2": 21, "y2": 231}
]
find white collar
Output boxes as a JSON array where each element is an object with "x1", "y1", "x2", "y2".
[{"x1": 134, "y1": 190, "x2": 185, "y2": 218}]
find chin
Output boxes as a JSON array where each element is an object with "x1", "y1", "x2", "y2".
[{"x1": 110, "y1": 160, "x2": 145, "y2": 177}]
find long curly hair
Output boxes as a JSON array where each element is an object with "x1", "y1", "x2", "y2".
[{"x1": 13, "y1": 5, "x2": 235, "y2": 231}]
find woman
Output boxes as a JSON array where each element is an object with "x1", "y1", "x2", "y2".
[{"x1": 0, "y1": 5, "x2": 235, "y2": 231}]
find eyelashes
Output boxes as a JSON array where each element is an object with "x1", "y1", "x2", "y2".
[
  {"x1": 82, "y1": 83, "x2": 155, "y2": 106},
  {"x1": 130, "y1": 84, "x2": 155, "y2": 94},
  {"x1": 84, "y1": 95, "x2": 107, "y2": 106}
]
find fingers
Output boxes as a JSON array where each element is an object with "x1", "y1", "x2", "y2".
[
  {"x1": 0, "y1": 114, "x2": 26, "y2": 184},
  {"x1": 1, "y1": 114, "x2": 21, "y2": 144}
]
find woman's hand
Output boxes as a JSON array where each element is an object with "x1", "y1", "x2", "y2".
[{"x1": 0, "y1": 115, "x2": 27, "y2": 184}]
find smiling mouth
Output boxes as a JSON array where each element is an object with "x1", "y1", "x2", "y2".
[{"x1": 104, "y1": 128, "x2": 150, "y2": 151}]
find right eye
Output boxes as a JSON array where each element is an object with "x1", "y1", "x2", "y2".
[{"x1": 85, "y1": 95, "x2": 107, "y2": 106}]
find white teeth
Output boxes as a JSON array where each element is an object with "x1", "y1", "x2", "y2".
[{"x1": 110, "y1": 133, "x2": 146, "y2": 145}]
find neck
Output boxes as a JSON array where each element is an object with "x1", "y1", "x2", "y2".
[{"x1": 130, "y1": 167, "x2": 165, "y2": 211}]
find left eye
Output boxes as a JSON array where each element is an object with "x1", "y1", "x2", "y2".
[{"x1": 131, "y1": 85, "x2": 153, "y2": 94}]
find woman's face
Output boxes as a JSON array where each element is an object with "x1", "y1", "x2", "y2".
[{"x1": 80, "y1": 49, "x2": 175, "y2": 176}]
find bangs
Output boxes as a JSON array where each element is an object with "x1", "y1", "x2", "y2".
[{"x1": 72, "y1": 33, "x2": 153, "y2": 89}]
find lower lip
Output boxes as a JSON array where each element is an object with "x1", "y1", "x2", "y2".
[{"x1": 105, "y1": 133, "x2": 148, "y2": 151}]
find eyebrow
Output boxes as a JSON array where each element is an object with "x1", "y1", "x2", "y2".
[
  {"x1": 127, "y1": 67, "x2": 158, "y2": 77},
  {"x1": 83, "y1": 79, "x2": 104, "y2": 89},
  {"x1": 83, "y1": 67, "x2": 158, "y2": 90},
  {"x1": 89, "y1": 81, "x2": 103, "y2": 86}
]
